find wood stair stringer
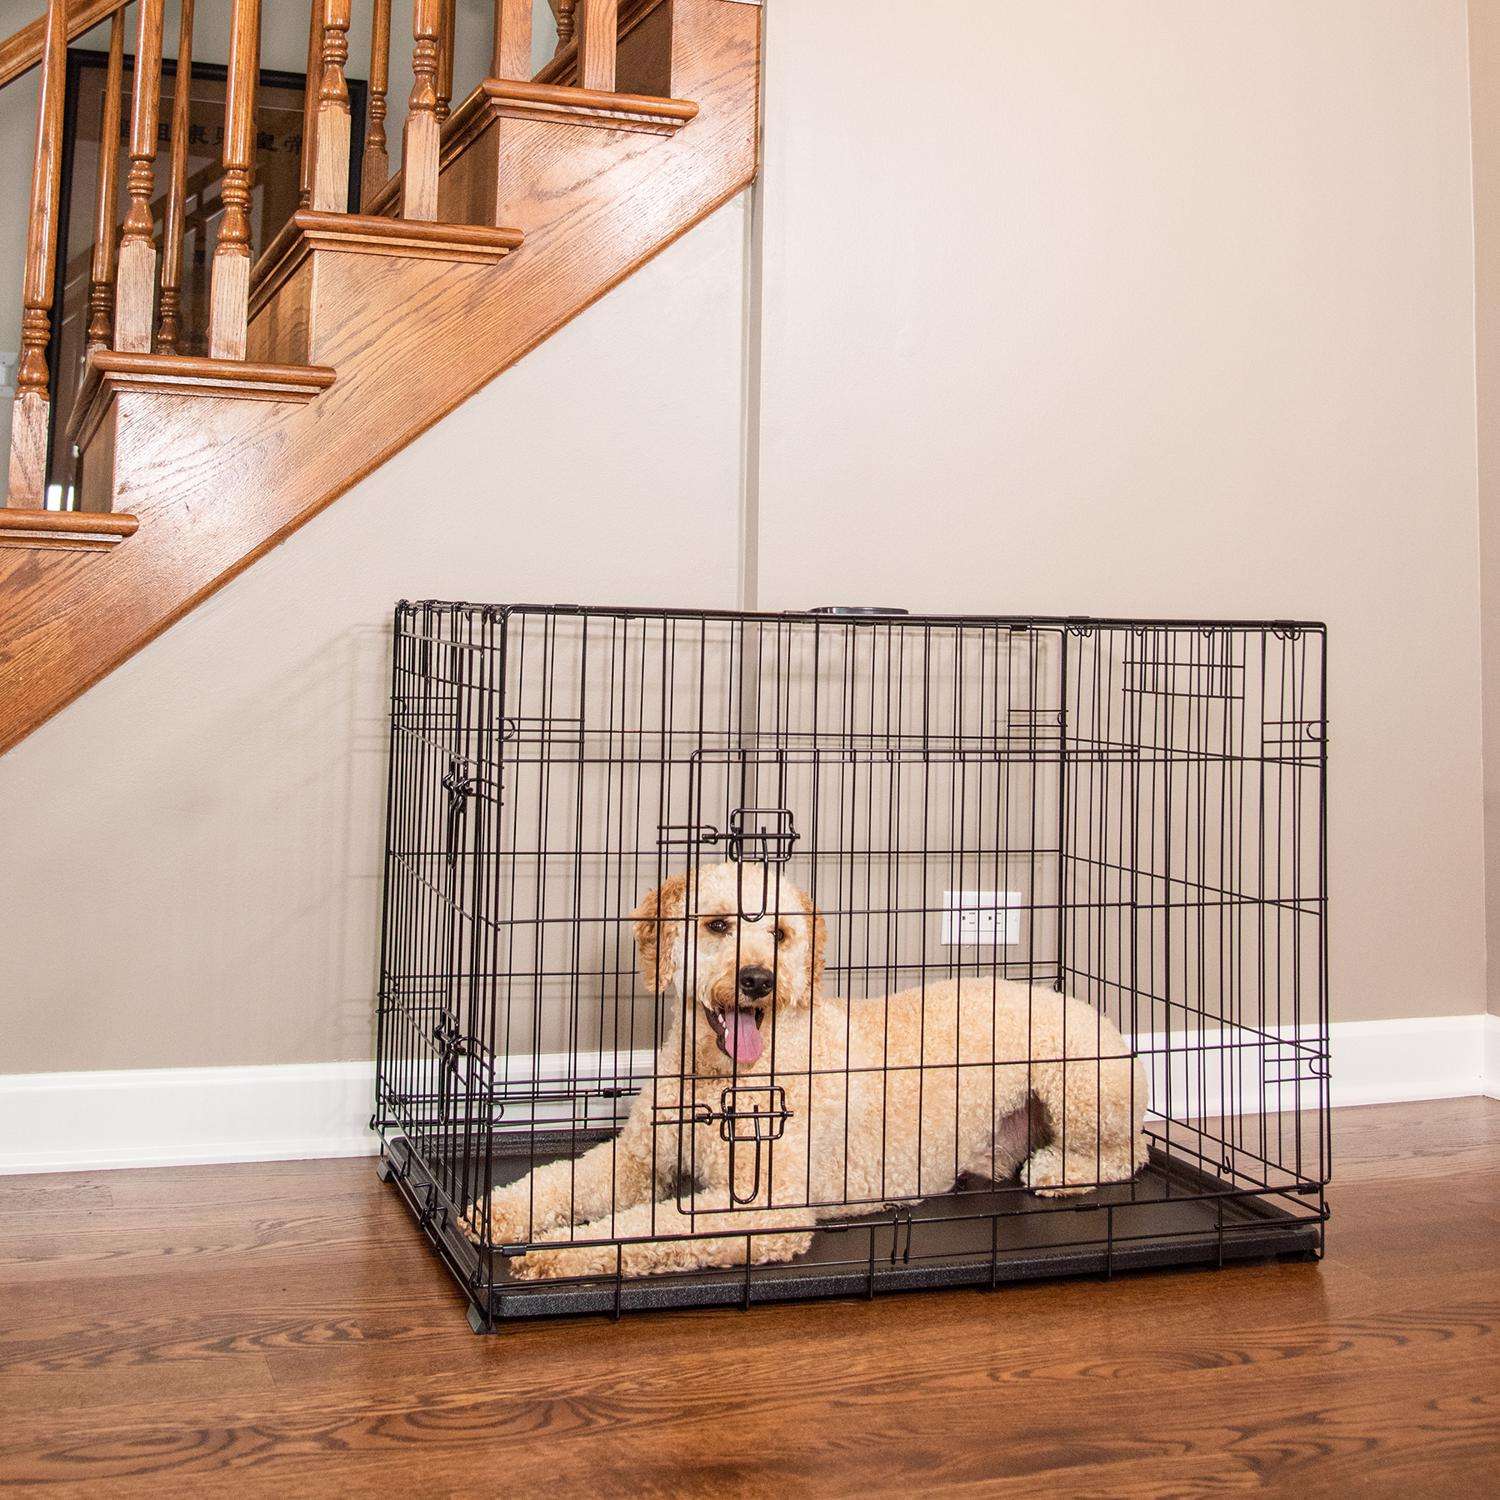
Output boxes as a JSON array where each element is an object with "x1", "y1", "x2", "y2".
[{"x1": 0, "y1": 0, "x2": 760, "y2": 754}]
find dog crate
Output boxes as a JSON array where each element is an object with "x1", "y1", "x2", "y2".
[{"x1": 374, "y1": 602, "x2": 1328, "y2": 1330}]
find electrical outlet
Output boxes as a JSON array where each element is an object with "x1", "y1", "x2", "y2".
[
  {"x1": 0, "y1": 352, "x2": 17, "y2": 399},
  {"x1": 942, "y1": 890, "x2": 1022, "y2": 946}
]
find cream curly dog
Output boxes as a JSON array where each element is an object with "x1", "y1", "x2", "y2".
[{"x1": 474, "y1": 862, "x2": 1148, "y2": 1280}]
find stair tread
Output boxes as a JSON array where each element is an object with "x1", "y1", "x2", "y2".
[
  {"x1": 67, "y1": 354, "x2": 336, "y2": 448},
  {"x1": 366, "y1": 77, "x2": 701, "y2": 220},
  {"x1": 0, "y1": 508, "x2": 139, "y2": 552},
  {"x1": 484, "y1": 77, "x2": 699, "y2": 121},
  {"x1": 249, "y1": 211, "x2": 525, "y2": 325}
]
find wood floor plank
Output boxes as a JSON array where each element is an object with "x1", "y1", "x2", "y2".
[
  {"x1": 0, "y1": 1176, "x2": 115, "y2": 1213},
  {"x1": 0, "y1": 1201, "x2": 424, "y2": 1285},
  {"x1": 0, "y1": 1356, "x2": 279, "y2": 1417},
  {"x1": 99, "y1": 1156, "x2": 384, "y2": 1208},
  {"x1": 1330, "y1": 1097, "x2": 1500, "y2": 1182}
]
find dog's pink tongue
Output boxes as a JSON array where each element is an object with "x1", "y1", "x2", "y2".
[{"x1": 724, "y1": 1010, "x2": 765, "y2": 1066}]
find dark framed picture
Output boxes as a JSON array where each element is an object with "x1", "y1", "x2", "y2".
[{"x1": 47, "y1": 49, "x2": 367, "y2": 494}]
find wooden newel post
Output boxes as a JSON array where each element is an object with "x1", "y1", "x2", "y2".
[
  {"x1": 580, "y1": 0, "x2": 618, "y2": 92},
  {"x1": 114, "y1": 0, "x2": 165, "y2": 353},
  {"x1": 311, "y1": 0, "x2": 352, "y2": 210},
  {"x1": 158, "y1": 0, "x2": 197, "y2": 354},
  {"x1": 85, "y1": 12, "x2": 125, "y2": 356},
  {"x1": 492, "y1": 0, "x2": 533, "y2": 81},
  {"x1": 209, "y1": 0, "x2": 261, "y2": 361},
  {"x1": 7, "y1": 0, "x2": 68, "y2": 505},
  {"x1": 361, "y1": 0, "x2": 392, "y2": 206},
  {"x1": 402, "y1": 0, "x2": 442, "y2": 221}
]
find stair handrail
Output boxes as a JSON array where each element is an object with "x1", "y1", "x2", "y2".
[{"x1": 0, "y1": 0, "x2": 128, "y2": 92}]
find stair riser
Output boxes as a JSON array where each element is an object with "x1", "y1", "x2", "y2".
[{"x1": 248, "y1": 254, "x2": 507, "y2": 369}]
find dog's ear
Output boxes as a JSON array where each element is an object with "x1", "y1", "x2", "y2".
[
  {"x1": 799, "y1": 888, "x2": 827, "y2": 992},
  {"x1": 632, "y1": 874, "x2": 687, "y2": 993}
]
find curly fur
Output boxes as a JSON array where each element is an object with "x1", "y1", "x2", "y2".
[{"x1": 472, "y1": 862, "x2": 1149, "y2": 1280}]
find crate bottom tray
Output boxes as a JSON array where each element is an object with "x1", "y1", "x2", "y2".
[{"x1": 378, "y1": 1132, "x2": 1324, "y2": 1329}]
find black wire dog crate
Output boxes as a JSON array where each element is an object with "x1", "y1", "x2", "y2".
[{"x1": 375, "y1": 602, "x2": 1328, "y2": 1330}]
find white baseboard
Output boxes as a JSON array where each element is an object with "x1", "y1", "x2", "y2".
[
  {"x1": 1488, "y1": 1012, "x2": 1500, "y2": 1101},
  {"x1": 2, "y1": 1015, "x2": 1496, "y2": 1176},
  {"x1": 1328, "y1": 1013, "x2": 1497, "y2": 1106},
  {"x1": 0, "y1": 1062, "x2": 379, "y2": 1175}
]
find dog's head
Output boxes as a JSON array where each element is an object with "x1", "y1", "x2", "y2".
[{"x1": 631, "y1": 861, "x2": 826, "y2": 1070}]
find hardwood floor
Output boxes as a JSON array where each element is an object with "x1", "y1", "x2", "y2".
[{"x1": 1, "y1": 1098, "x2": 1496, "y2": 1496}]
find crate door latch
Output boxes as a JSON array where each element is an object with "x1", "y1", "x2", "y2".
[
  {"x1": 441, "y1": 759, "x2": 474, "y2": 867},
  {"x1": 650, "y1": 1084, "x2": 792, "y2": 1207},
  {"x1": 654, "y1": 808, "x2": 799, "y2": 869},
  {"x1": 718, "y1": 1084, "x2": 790, "y2": 1205}
]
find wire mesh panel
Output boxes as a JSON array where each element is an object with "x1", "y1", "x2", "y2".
[{"x1": 374, "y1": 603, "x2": 1328, "y2": 1328}]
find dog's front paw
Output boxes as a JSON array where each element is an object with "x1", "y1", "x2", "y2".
[
  {"x1": 464, "y1": 1189, "x2": 529, "y2": 1248},
  {"x1": 509, "y1": 1243, "x2": 615, "y2": 1281}
]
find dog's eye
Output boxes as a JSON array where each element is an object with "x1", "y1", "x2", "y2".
[
  {"x1": 703, "y1": 918, "x2": 731, "y2": 936},
  {"x1": 773, "y1": 927, "x2": 789, "y2": 943}
]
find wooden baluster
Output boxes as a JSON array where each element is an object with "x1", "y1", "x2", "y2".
[
  {"x1": 310, "y1": 0, "x2": 351, "y2": 210},
  {"x1": 402, "y1": 0, "x2": 441, "y2": 221},
  {"x1": 157, "y1": 0, "x2": 196, "y2": 354},
  {"x1": 85, "y1": 11, "x2": 125, "y2": 356},
  {"x1": 6, "y1": 0, "x2": 67, "y2": 505},
  {"x1": 492, "y1": 0, "x2": 532, "y2": 80},
  {"x1": 554, "y1": 0, "x2": 576, "y2": 56},
  {"x1": 114, "y1": 0, "x2": 165, "y2": 353},
  {"x1": 208, "y1": 0, "x2": 260, "y2": 360},
  {"x1": 361, "y1": 0, "x2": 391, "y2": 207},
  {"x1": 435, "y1": 0, "x2": 454, "y2": 122},
  {"x1": 579, "y1": 0, "x2": 617, "y2": 92},
  {"x1": 298, "y1": 0, "x2": 321, "y2": 208}
]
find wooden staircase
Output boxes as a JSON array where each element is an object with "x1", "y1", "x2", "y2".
[{"x1": 0, "y1": 0, "x2": 760, "y2": 752}]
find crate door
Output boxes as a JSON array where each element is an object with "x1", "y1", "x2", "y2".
[{"x1": 664, "y1": 731, "x2": 1064, "y2": 1224}]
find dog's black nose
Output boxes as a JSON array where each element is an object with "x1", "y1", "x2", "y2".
[{"x1": 738, "y1": 966, "x2": 775, "y2": 1000}]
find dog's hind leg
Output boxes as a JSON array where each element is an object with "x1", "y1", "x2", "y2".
[
  {"x1": 1024, "y1": 1052, "x2": 1149, "y2": 1199},
  {"x1": 961, "y1": 1093, "x2": 1048, "y2": 1185},
  {"x1": 510, "y1": 1195, "x2": 816, "y2": 1280}
]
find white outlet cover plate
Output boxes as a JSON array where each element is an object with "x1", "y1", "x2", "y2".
[{"x1": 941, "y1": 890, "x2": 1023, "y2": 946}]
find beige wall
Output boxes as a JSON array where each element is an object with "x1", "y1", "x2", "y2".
[
  {"x1": 0, "y1": 1, "x2": 1493, "y2": 1071},
  {"x1": 1475, "y1": 0, "x2": 1500, "y2": 1018},
  {"x1": 753, "y1": 1, "x2": 1485, "y2": 1024}
]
